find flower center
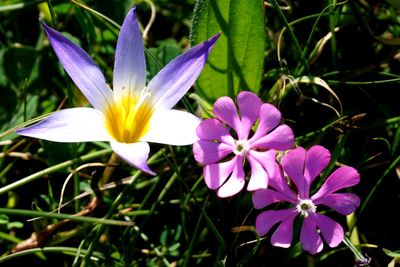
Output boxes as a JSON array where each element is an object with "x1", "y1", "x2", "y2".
[
  {"x1": 233, "y1": 140, "x2": 250, "y2": 157},
  {"x1": 296, "y1": 198, "x2": 317, "y2": 217},
  {"x1": 105, "y1": 90, "x2": 153, "y2": 143}
]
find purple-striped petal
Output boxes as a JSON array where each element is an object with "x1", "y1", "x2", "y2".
[
  {"x1": 300, "y1": 216, "x2": 323, "y2": 254},
  {"x1": 203, "y1": 157, "x2": 237, "y2": 190},
  {"x1": 313, "y1": 193, "x2": 360, "y2": 215},
  {"x1": 217, "y1": 157, "x2": 246, "y2": 197},
  {"x1": 255, "y1": 208, "x2": 296, "y2": 237},
  {"x1": 193, "y1": 140, "x2": 233, "y2": 164},
  {"x1": 304, "y1": 145, "x2": 330, "y2": 183},
  {"x1": 282, "y1": 147, "x2": 309, "y2": 198},
  {"x1": 196, "y1": 118, "x2": 235, "y2": 145},
  {"x1": 249, "y1": 103, "x2": 282, "y2": 141},
  {"x1": 249, "y1": 125, "x2": 294, "y2": 150},
  {"x1": 271, "y1": 212, "x2": 297, "y2": 248},
  {"x1": 113, "y1": 8, "x2": 146, "y2": 102},
  {"x1": 16, "y1": 108, "x2": 110, "y2": 142},
  {"x1": 236, "y1": 91, "x2": 262, "y2": 139},
  {"x1": 147, "y1": 33, "x2": 220, "y2": 109},
  {"x1": 311, "y1": 166, "x2": 360, "y2": 200},
  {"x1": 41, "y1": 23, "x2": 113, "y2": 111},
  {"x1": 110, "y1": 141, "x2": 155, "y2": 175},
  {"x1": 142, "y1": 109, "x2": 200, "y2": 145},
  {"x1": 213, "y1": 96, "x2": 242, "y2": 138},
  {"x1": 313, "y1": 213, "x2": 344, "y2": 248}
]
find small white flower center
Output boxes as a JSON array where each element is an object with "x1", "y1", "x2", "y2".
[
  {"x1": 296, "y1": 198, "x2": 317, "y2": 217},
  {"x1": 233, "y1": 140, "x2": 250, "y2": 157}
]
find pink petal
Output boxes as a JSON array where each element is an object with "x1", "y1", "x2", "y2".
[
  {"x1": 304, "y1": 145, "x2": 330, "y2": 183},
  {"x1": 246, "y1": 155, "x2": 269, "y2": 191},
  {"x1": 248, "y1": 150, "x2": 277, "y2": 181},
  {"x1": 113, "y1": 8, "x2": 146, "y2": 102},
  {"x1": 41, "y1": 23, "x2": 113, "y2": 112},
  {"x1": 213, "y1": 96, "x2": 242, "y2": 139},
  {"x1": 250, "y1": 125, "x2": 294, "y2": 151},
  {"x1": 271, "y1": 212, "x2": 297, "y2": 248},
  {"x1": 313, "y1": 193, "x2": 360, "y2": 215},
  {"x1": 282, "y1": 147, "x2": 309, "y2": 198},
  {"x1": 16, "y1": 108, "x2": 111, "y2": 142},
  {"x1": 110, "y1": 141, "x2": 155, "y2": 175},
  {"x1": 236, "y1": 91, "x2": 262, "y2": 139},
  {"x1": 203, "y1": 157, "x2": 237, "y2": 190},
  {"x1": 312, "y1": 166, "x2": 360, "y2": 200},
  {"x1": 193, "y1": 140, "x2": 233, "y2": 164},
  {"x1": 249, "y1": 103, "x2": 282, "y2": 141},
  {"x1": 147, "y1": 33, "x2": 220, "y2": 110},
  {"x1": 196, "y1": 118, "x2": 235, "y2": 145},
  {"x1": 252, "y1": 189, "x2": 294, "y2": 209},
  {"x1": 300, "y1": 216, "x2": 324, "y2": 254},
  {"x1": 313, "y1": 213, "x2": 344, "y2": 248},
  {"x1": 267, "y1": 162, "x2": 297, "y2": 200},
  {"x1": 217, "y1": 157, "x2": 246, "y2": 197},
  {"x1": 255, "y1": 208, "x2": 296, "y2": 237}
]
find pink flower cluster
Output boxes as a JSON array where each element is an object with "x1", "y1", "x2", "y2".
[{"x1": 193, "y1": 91, "x2": 360, "y2": 254}]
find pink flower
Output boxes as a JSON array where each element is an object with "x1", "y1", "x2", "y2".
[
  {"x1": 193, "y1": 91, "x2": 294, "y2": 198},
  {"x1": 253, "y1": 145, "x2": 360, "y2": 254}
]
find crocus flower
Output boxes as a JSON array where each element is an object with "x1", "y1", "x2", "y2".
[
  {"x1": 17, "y1": 8, "x2": 219, "y2": 174},
  {"x1": 253, "y1": 145, "x2": 360, "y2": 254},
  {"x1": 193, "y1": 91, "x2": 294, "y2": 197}
]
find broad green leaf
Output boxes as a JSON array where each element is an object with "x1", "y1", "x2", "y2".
[
  {"x1": 3, "y1": 45, "x2": 39, "y2": 89},
  {"x1": 191, "y1": 0, "x2": 265, "y2": 103}
]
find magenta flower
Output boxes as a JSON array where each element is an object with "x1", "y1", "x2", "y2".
[
  {"x1": 193, "y1": 91, "x2": 294, "y2": 197},
  {"x1": 16, "y1": 8, "x2": 219, "y2": 174},
  {"x1": 253, "y1": 145, "x2": 360, "y2": 254}
]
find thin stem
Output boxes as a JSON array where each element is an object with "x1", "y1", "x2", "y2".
[
  {"x1": 79, "y1": 148, "x2": 165, "y2": 266},
  {"x1": 46, "y1": 0, "x2": 57, "y2": 27},
  {"x1": 357, "y1": 154, "x2": 400, "y2": 221},
  {"x1": 271, "y1": 0, "x2": 310, "y2": 73},
  {"x1": 326, "y1": 77, "x2": 400, "y2": 85},
  {"x1": 70, "y1": 0, "x2": 121, "y2": 30},
  {"x1": 0, "y1": 148, "x2": 112, "y2": 195},
  {"x1": 0, "y1": 208, "x2": 133, "y2": 226},
  {"x1": 342, "y1": 236, "x2": 366, "y2": 262},
  {"x1": 0, "y1": 246, "x2": 106, "y2": 264}
]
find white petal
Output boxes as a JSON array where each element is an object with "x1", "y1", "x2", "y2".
[
  {"x1": 142, "y1": 109, "x2": 201, "y2": 145},
  {"x1": 110, "y1": 141, "x2": 155, "y2": 175},
  {"x1": 16, "y1": 108, "x2": 111, "y2": 142}
]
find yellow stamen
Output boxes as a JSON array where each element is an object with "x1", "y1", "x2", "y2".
[{"x1": 105, "y1": 92, "x2": 153, "y2": 143}]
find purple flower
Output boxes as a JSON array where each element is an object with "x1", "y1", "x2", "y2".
[
  {"x1": 253, "y1": 145, "x2": 360, "y2": 254},
  {"x1": 16, "y1": 8, "x2": 219, "y2": 174},
  {"x1": 193, "y1": 91, "x2": 294, "y2": 197}
]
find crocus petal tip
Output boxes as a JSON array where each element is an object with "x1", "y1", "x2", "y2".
[{"x1": 208, "y1": 32, "x2": 222, "y2": 46}]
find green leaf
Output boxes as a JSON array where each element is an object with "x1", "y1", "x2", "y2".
[
  {"x1": 0, "y1": 94, "x2": 38, "y2": 141},
  {"x1": 0, "y1": 214, "x2": 9, "y2": 225},
  {"x1": 191, "y1": 0, "x2": 265, "y2": 103},
  {"x1": 383, "y1": 247, "x2": 400, "y2": 258},
  {"x1": 3, "y1": 45, "x2": 39, "y2": 89}
]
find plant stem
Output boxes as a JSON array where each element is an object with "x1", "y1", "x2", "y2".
[{"x1": 0, "y1": 148, "x2": 112, "y2": 196}]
